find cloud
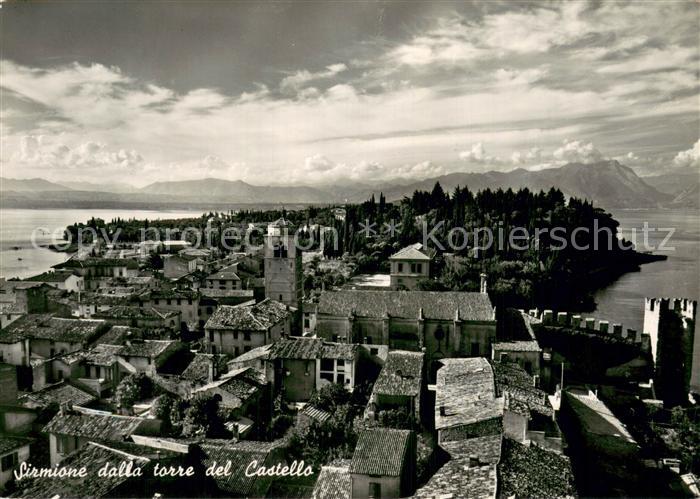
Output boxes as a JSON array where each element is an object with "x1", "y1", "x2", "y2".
[
  {"x1": 280, "y1": 63, "x2": 348, "y2": 94},
  {"x1": 596, "y1": 45, "x2": 698, "y2": 74},
  {"x1": 673, "y1": 139, "x2": 700, "y2": 169},
  {"x1": 511, "y1": 147, "x2": 543, "y2": 164},
  {"x1": 458, "y1": 143, "x2": 503, "y2": 165},
  {"x1": 0, "y1": 0, "x2": 697, "y2": 185},
  {"x1": 552, "y1": 139, "x2": 604, "y2": 164},
  {"x1": 14, "y1": 134, "x2": 144, "y2": 172}
]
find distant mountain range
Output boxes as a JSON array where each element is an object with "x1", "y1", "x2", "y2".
[{"x1": 1, "y1": 160, "x2": 697, "y2": 209}]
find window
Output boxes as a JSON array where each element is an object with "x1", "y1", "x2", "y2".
[
  {"x1": 369, "y1": 482, "x2": 381, "y2": 498},
  {"x1": 167, "y1": 299, "x2": 172, "y2": 305},
  {"x1": 397, "y1": 263, "x2": 404, "y2": 273},
  {"x1": 320, "y1": 359, "x2": 334, "y2": 371},
  {"x1": 471, "y1": 342, "x2": 480, "y2": 356},
  {"x1": 279, "y1": 294, "x2": 283, "y2": 301},
  {"x1": 243, "y1": 332, "x2": 251, "y2": 342},
  {"x1": 416, "y1": 263, "x2": 422, "y2": 273},
  {"x1": 370, "y1": 347, "x2": 379, "y2": 355},
  {"x1": 244, "y1": 346, "x2": 251, "y2": 353},
  {"x1": 320, "y1": 372, "x2": 333, "y2": 382},
  {"x1": 304, "y1": 318, "x2": 310, "y2": 328},
  {"x1": 1, "y1": 452, "x2": 18, "y2": 471},
  {"x1": 336, "y1": 373, "x2": 344, "y2": 384},
  {"x1": 336, "y1": 359, "x2": 345, "y2": 371},
  {"x1": 209, "y1": 330, "x2": 214, "y2": 342}
]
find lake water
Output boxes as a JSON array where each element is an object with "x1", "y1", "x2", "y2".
[
  {"x1": 0, "y1": 208, "x2": 201, "y2": 279},
  {"x1": 592, "y1": 209, "x2": 700, "y2": 333},
  {"x1": 1, "y1": 207, "x2": 698, "y2": 331}
]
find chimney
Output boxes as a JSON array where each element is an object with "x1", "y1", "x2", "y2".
[
  {"x1": 231, "y1": 423, "x2": 240, "y2": 442},
  {"x1": 207, "y1": 358, "x2": 215, "y2": 383},
  {"x1": 480, "y1": 273, "x2": 488, "y2": 294}
]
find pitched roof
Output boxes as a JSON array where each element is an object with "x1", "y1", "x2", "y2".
[
  {"x1": 317, "y1": 290, "x2": 495, "y2": 322},
  {"x1": 372, "y1": 350, "x2": 424, "y2": 397},
  {"x1": 493, "y1": 340, "x2": 541, "y2": 352},
  {"x1": 25, "y1": 270, "x2": 78, "y2": 283},
  {"x1": 14, "y1": 441, "x2": 179, "y2": 498},
  {"x1": 59, "y1": 344, "x2": 123, "y2": 366},
  {"x1": 389, "y1": 242, "x2": 434, "y2": 261},
  {"x1": 0, "y1": 435, "x2": 32, "y2": 455},
  {"x1": 415, "y1": 463, "x2": 497, "y2": 499},
  {"x1": 43, "y1": 411, "x2": 145, "y2": 441},
  {"x1": 3, "y1": 314, "x2": 107, "y2": 344},
  {"x1": 95, "y1": 305, "x2": 179, "y2": 320},
  {"x1": 349, "y1": 428, "x2": 412, "y2": 477},
  {"x1": 268, "y1": 337, "x2": 357, "y2": 360},
  {"x1": 119, "y1": 339, "x2": 178, "y2": 359},
  {"x1": 55, "y1": 257, "x2": 138, "y2": 269},
  {"x1": 198, "y1": 439, "x2": 281, "y2": 495},
  {"x1": 312, "y1": 459, "x2": 351, "y2": 499},
  {"x1": 498, "y1": 438, "x2": 576, "y2": 498},
  {"x1": 206, "y1": 264, "x2": 241, "y2": 281},
  {"x1": 205, "y1": 299, "x2": 289, "y2": 331},
  {"x1": 19, "y1": 381, "x2": 96, "y2": 409},
  {"x1": 181, "y1": 353, "x2": 229, "y2": 383},
  {"x1": 493, "y1": 362, "x2": 553, "y2": 418},
  {"x1": 192, "y1": 367, "x2": 265, "y2": 406},
  {"x1": 435, "y1": 358, "x2": 502, "y2": 430}
]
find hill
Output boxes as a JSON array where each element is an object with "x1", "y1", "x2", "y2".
[
  {"x1": 140, "y1": 177, "x2": 335, "y2": 204},
  {"x1": 0, "y1": 177, "x2": 73, "y2": 192},
  {"x1": 364, "y1": 160, "x2": 671, "y2": 208}
]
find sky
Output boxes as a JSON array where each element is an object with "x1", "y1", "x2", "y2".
[{"x1": 1, "y1": 0, "x2": 698, "y2": 187}]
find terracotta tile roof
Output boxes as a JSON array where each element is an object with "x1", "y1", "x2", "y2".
[
  {"x1": 118, "y1": 339, "x2": 178, "y2": 359},
  {"x1": 372, "y1": 350, "x2": 424, "y2": 397},
  {"x1": 317, "y1": 290, "x2": 495, "y2": 322},
  {"x1": 350, "y1": 428, "x2": 412, "y2": 477},
  {"x1": 55, "y1": 257, "x2": 139, "y2": 269},
  {"x1": 441, "y1": 435, "x2": 503, "y2": 465},
  {"x1": 435, "y1": 358, "x2": 502, "y2": 430},
  {"x1": 95, "y1": 305, "x2": 179, "y2": 320},
  {"x1": 14, "y1": 441, "x2": 180, "y2": 498},
  {"x1": 498, "y1": 438, "x2": 576, "y2": 498},
  {"x1": 415, "y1": 463, "x2": 497, "y2": 499},
  {"x1": 3, "y1": 314, "x2": 107, "y2": 344},
  {"x1": 43, "y1": 411, "x2": 145, "y2": 441},
  {"x1": 389, "y1": 242, "x2": 434, "y2": 261},
  {"x1": 181, "y1": 353, "x2": 229, "y2": 383},
  {"x1": 192, "y1": 367, "x2": 265, "y2": 406},
  {"x1": 60, "y1": 344, "x2": 123, "y2": 366},
  {"x1": 206, "y1": 264, "x2": 241, "y2": 281},
  {"x1": 96, "y1": 325, "x2": 142, "y2": 346},
  {"x1": 198, "y1": 439, "x2": 282, "y2": 495},
  {"x1": 268, "y1": 337, "x2": 357, "y2": 360},
  {"x1": 493, "y1": 340, "x2": 541, "y2": 352},
  {"x1": 19, "y1": 381, "x2": 96, "y2": 409},
  {"x1": 25, "y1": 270, "x2": 77, "y2": 282},
  {"x1": 493, "y1": 362, "x2": 553, "y2": 418},
  {"x1": 312, "y1": 459, "x2": 351, "y2": 499},
  {"x1": 0, "y1": 435, "x2": 32, "y2": 455},
  {"x1": 205, "y1": 299, "x2": 289, "y2": 331}
]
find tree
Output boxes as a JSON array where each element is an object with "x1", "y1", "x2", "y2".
[
  {"x1": 146, "y1": 253, "x2": 164, "y2": 270},
  {"x1": 115, "y1": 373, "x2": 154, "y2": 411},
  {"x1": 309, "y1": 383, "x2": 351, "y2": 412},
  {"x1": 181, "y1": 393, "x2": 228, "y2": 438}
]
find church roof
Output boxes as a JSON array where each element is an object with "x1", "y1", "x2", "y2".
[{"x1": 317, "y1": 290, "x2": 495, "y2": 322}]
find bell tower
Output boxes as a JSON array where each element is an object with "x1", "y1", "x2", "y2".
[{"x1": 264, "y1": 218, "x2": 302, "y2": 311}]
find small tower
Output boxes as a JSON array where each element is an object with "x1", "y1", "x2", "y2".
[
  {"x1": 644, "y1": 297, "x2": 698, "y2": 407},
  {"x1": 264, "y1": 218, "x2": 302, "y2": 311}
]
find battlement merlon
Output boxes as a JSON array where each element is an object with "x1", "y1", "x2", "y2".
[{"x1": 645, "y1": 297, "x2": 697, "y2": 319}]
